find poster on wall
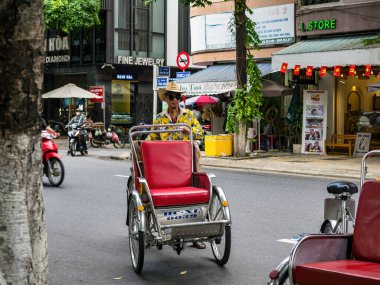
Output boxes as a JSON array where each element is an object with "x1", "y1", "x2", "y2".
[
  {"x1": 353, "y1": 132, "x2": 371, "y2": 157},
  {"x1": 302, "y1": 90, "x2": 328, "y2": 154}
]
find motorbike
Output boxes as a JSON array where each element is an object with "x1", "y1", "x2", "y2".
[
  {"x1": 41, "y1": 129, "x2": 65, "y2": 187},
  {"x1": 68, "y1": 122, "x2": 88, "y2": 156},
  {"x1": 90, "y1": 125, "x2": 126, "y2": 148}
]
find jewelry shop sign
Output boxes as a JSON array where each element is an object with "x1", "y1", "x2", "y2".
[{"x1": 117, "y1": 56, "x2": 165, "y2": 66}]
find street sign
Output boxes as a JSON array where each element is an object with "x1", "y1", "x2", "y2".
[
  {"x1": 157, "y1": 77, "x2": 168, "y2": 88},
  {"x1": 176, "y1": 51, "x2": 190, "y2": 71},
  {"x1": 176, "y1": 71, "x2": 191, "y2": 79},
  {"x1": 89, "y1": 86, "x2": 104, "y2": 103},
  {"x1": 158, "y1": 66, "x2": 170, "y2": 77}
]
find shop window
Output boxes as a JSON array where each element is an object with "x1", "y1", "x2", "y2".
[
  {"x1": 83, "y1": 29, "x2": 93, "y2": 63},
  {"x1": 95, "y1": 12, "x2": 106, "y2": 63},
  {"x1": 116, "y1": 0, "x2": 164, "y2": 56},
  {"x1": 134, "y1": 31, "x2": 148, "y2": 54},
  {"x1": 178, "y1": 5, "x2": 190, "y2": 53},
  {"x1": 70, "y1": 30, "x2": 81, "y2": 64},
  {"x1": 111, "y1": 80, "x2": 136, "y2": 126}
]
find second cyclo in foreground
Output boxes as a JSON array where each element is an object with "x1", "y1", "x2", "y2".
[
  {"x1": 126, "y1": 124, "x2": 232, "y2": 273},
  {"x1": 268, "y1": 150, "x2": 380, "y2": 285}
]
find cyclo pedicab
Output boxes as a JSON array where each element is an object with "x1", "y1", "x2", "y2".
[
  {"x1": 126, "y1": 123, "x2": 232, "y2": 273},
  {"x1": 269, "y1": 150, "x2": 380, "y2": 285}
]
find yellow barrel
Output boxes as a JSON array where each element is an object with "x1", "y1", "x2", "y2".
[{"x1": 205, "y1": 134, "x2": 233, "y2": 156}]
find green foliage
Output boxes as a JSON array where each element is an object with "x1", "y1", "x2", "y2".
[
  {"x1": 362, "y1": 34, "x2": 380, "y2": 46},
  {"x1": 292, "y1": 105, "x2": 303, "y2": 144},
  {"x1": 44, "y1": 0, "x2": 101, "y2": 33}
]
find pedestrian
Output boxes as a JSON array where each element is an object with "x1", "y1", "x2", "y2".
[
  {"x1": 192, "y1": 103, "x2": 202, "y2": 123},
  {"x1": 148, "y1": 81, "x2": 206, "y2": 250}
]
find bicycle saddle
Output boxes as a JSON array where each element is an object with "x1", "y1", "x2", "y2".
[{"x1": 327, "y1": 181, "x2": 358, "y2": 195}]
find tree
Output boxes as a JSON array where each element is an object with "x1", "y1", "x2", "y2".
[
  {"x1": 0, "y1": 0, "x2": 48, "y2": 284},
  {"x1": 225, "y1": 1, "x2": 263, "y2": 156},
  {"x1": 44, "y1": 0, "x2": 101, "y2": 33}
]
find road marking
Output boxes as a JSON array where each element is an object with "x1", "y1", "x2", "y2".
[
  {"x1": 277, "y1": 239, "x2": 298, "y2": 244},
  {"x1": 114, "y1": 175, "x2": 129, "y2": 178}
]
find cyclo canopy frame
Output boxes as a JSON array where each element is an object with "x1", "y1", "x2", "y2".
[{"x1": 129, "y1": 123, "x2": 194, "y2": 177}]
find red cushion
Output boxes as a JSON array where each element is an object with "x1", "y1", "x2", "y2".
[
  {"x1": 150, "y1": 187, "x2": 209, "y2": 207},
  {"x1": 141, "y1": 141, "x2": 192, "y2": 189},
  {"x1": 295, "y1": 260, "x2": 380, "y2": 285},
  {"x1": 353, "y1": 181, "x2": 380, "y2": 262}
]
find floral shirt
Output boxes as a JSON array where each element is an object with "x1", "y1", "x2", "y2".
[{"x1": 148, "y1": 107, "x2": 203, "y2": 141}]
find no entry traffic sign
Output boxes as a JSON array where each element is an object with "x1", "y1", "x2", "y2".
[{"x1": 176, "y1": 51, "x2": 190, "y2": 71}]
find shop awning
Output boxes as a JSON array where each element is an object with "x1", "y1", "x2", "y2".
[
  {"x1": 272, "y1": 35, "x2": 380, "y2": 71},
  {"x1": 177, "y1": 63, "x2": 272, "y2": 96}
]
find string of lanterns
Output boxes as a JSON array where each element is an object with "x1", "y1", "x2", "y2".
[{"x1": 280, "y1": 63, "x2": 377, "y2": 78}]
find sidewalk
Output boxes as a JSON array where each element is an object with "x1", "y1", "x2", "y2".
[{"x1": 56, "y1": 138, "x2": 380, "y2": 180}]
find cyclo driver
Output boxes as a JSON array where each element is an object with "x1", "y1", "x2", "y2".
[{"x1": 148, "y1": 81, "x2": 205, "y2": 249}]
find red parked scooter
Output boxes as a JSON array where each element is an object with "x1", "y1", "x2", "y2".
[{"x1": 41, "y1": 129, "x2": 65, "y2": 187}]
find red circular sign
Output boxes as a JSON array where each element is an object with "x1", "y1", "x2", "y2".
[{"x1": 176, "y1": 51, "x2": 190, "y2": 71}]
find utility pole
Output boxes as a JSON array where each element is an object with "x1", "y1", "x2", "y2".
[{"x1": 153, "y1": 64, "x2": 158, "y2": 120}]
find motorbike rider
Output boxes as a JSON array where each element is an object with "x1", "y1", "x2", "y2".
[
  {"x1": 66, "y1": 108, "x2": 88, "y2": 154},
  {"x1": 148, "y1": 81, "x2": 206, "y2": 250}
]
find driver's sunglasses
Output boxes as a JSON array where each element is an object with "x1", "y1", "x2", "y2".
[{"x1": 167, "y1": 92, "x2": 182, "y2": 101}]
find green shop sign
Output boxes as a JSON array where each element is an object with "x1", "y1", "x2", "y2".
[{"x1": 300, "y1": 19, "x2": 336, "y2": 32}]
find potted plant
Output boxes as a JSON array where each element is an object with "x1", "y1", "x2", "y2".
[{"x1": 291, "y1": 105, "x2": 303, "y2": 153}]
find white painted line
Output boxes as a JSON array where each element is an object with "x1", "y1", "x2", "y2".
[
  {"x1": 114, "y1": 175, "x2": 129, "y2": 178},
  {"x1": 277, "y1": 239, "x2": 298, "y2": 244}
]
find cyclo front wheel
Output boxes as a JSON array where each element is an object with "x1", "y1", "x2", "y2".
[
  {"x1": 209, "y1": 190, "x2": 231, "y2": 265},
  {"x1": 128, "y1": 200, "x2": 144, "y2": 273}
]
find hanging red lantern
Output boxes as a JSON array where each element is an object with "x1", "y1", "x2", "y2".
[
  {"x1": 348, "y1": 65, "x2": 356, "y2": 76},
  {"x1": 280, "y1": 63, "x2": 288, "y2": 74},
  {"x1": 333, "y1": 65, "x2": 342, "y2": 77},
  {"x1": 365, "y1": 65, "x2": 372, "y2": 77},
  {"x1": 306, "y1": 66, "x2": 313, "y2": 77},
  {"x1": 293, "y1": 65, "x2": 300, "y2": 76},
  {"x1": 320, "y1": 66, "x2": 327, "y2": 77}
]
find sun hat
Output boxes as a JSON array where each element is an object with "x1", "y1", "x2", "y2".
[{"x1": 158, "y1": 81, "x2": 184, "y2": 101}]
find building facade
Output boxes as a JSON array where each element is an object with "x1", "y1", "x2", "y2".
[
  {"x1": 43, "y1": 0, "x2": 195, "y2": 132},
  {"x1": 272, "y1": 0, "x2": 380, "y2": 152},
  {"x1": 176, "y1": 0, "x2": 295, "y2": 142}
]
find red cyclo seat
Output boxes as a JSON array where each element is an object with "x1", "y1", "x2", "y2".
[
  {"x1": 141, "y1": 141, "x2": 209, "y2": 207},
  {"x1": 294, "y1": 180, "x2": 380, "y2": 285},
  {"x1": 295, "y1": 260, "x2": 380, "y2": 285}
]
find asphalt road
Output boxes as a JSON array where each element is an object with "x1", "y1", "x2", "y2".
[{"x1": 44, "y1": 152, "x2": 359, "y2": 285}]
